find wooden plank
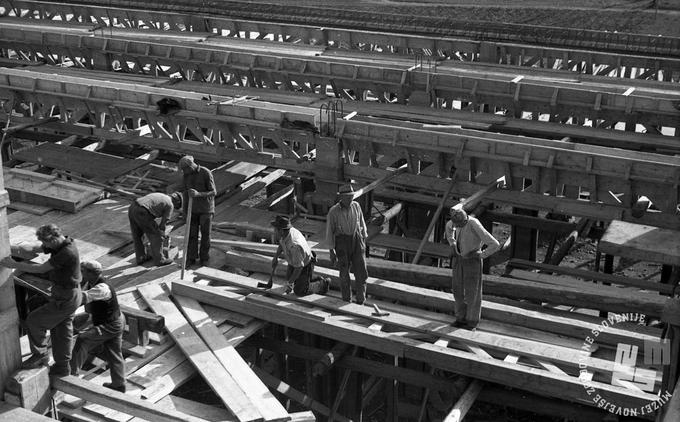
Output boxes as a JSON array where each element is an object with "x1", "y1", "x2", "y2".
[
  {"x1": 171, "y1": 281, "x2": 660, "y2": 411},
  {"x1": 4, "y1": 169, "x2": 102, "y2": 213},
  {"x1": 507, "y1": 259, "x2": 674, "y2": 294},
  {"x1": 219, "y1": 250, "x2": 661, "y2": 349},
  {"x1": 0, "y1": 401, "x2": 55, "y2": 422},
  {"x1": 137, "y1": 283, "x2": 264, "y2": 422},
  {"x1": 52, "y1": 376, "x2": 210, "y2": 422},
  {"x1": 600, "y1": 220, "x2": 680, "y2": 266},
  {"x1": 172, "y1": 294, "x2": 290, "y2": 422},
  {"x1": 13, "y1": 143, "x2": 152, "y2": 182},
  {"x1": 7, "y1": 201, "x2": 52, "y2": 215},
  {"x1": 192, "y1": 268, "x2": 624, "y2": 380},
  {"x1": 156, "y1": 395, "x2": 236, "y2": 422}
]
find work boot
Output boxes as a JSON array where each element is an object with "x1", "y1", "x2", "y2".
[
  {"x1": 21, "y1": 354, "x2": 49, "y2": 369},
  {"x1": 319, "y1": 278, "x2": 330, "y2": 295},
  {"x1": 257, "y1": 281, "x2": 273, "y2": 289},
  {"x1": 452, "y1": 319, "x2": 467, "y2": 328},
  {"x1": 103, "y1": 382, "x2": 126, "y2": 393},
  {"x1": 48, "y1": 365, "x2": 70, "y2": 377},
  {"x1": 136, "y1": 255, "x2": 152, "y2": 265},
  {"x1": 156, "y1": 258, "x2": 174, "y2": 267}
]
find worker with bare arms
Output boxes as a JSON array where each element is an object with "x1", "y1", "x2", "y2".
[
  {"x1": 71, "y1": 260, "x2": 126, "y2": 393},
  {"x1": 258, "y1": 215, "x2": 330, "y2": 296},
  {"x1": 326, "y1": 184, "x2": 369, "y2": 304},
  {"x1": 0, "y1": 224, "x2": 82, "y2": 377},
  {"x1": 445, "y1": 207, "x2": 500, "y2": 329}
]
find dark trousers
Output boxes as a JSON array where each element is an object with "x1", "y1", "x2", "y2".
[
  {"x1": 451, "y1": 255, "x2": 483, "y2": 325},
  {"x1": 335, "y1": 233, "x2": 368, "y2": 304},
  {"x1": 288, "y1": 258, "x2": 325, "y2": 296},
  {"x1": 128, "y1": 202, "x2": 164, "y2": 264},
  {"x1": 71, "y1": 313, "x2": 126, "y2": 386},
  {"x1": 188, "y1": 212, "x2": 213, "y2": 262},
  {"x1": 26, "y1": 288, "x2": 81, "y2": 372}
]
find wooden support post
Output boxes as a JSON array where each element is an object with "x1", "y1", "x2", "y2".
[
  {"x1": 181, "y1": 195, "x2": 193, "y2": 279},
  {"x1": 0, "y1": 163, "x2": 20, "y2": 398},
  {"x1": 510, "y1": 207, "x2": 538, "y2": 261},
  {"x1": 6, "y1": 367, "x2": 50, "y2": 413}
]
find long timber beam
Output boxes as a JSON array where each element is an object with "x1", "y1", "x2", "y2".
[
  {"x1": 0, "y1": 1, "x2": 679, "y2": 83},
  {"x1": 172, "y1": 279, "x2": 659, "y2": 417},
  {"x1": 1, "y1": 22, "x2": 679, "y2": 133},
  {"x1": 1, "y1": 66, "x2": 679, "y2": 229}
]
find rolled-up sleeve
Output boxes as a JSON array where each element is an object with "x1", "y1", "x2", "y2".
[{"x1": 82, "y1": 283, "x2": 112, "y2": 304}]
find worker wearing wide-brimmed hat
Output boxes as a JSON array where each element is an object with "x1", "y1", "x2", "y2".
[
  {"x1": 325, "y1": 184, "x2": 369, "y2": 304},
  {"x1": 258, "y1": 215, "x2": 330, "y2": 296},
  {"x1": 445, "y1": 206, "x2": 500, "y2": 329}
]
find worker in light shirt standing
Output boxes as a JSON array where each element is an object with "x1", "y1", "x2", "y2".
[
  {"x1": 326, "y1": 184, "x2": 369, "y2": 305},
  {"x1": 445, "y1": 207, "x2": 500, "y2": 329},
  {"x1": 71, "y1": 260, "x2": 126, "y2": 393}
]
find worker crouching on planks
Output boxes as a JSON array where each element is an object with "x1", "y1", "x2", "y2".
[
  {"x1": 258, "y1": 215, "x2": 330, "y2": 296},
  {"x1": 128, "y1": 191, "x2": 182, "y2": 266},
  {"x1": 445, "y1": 207, "x2": 500, "y2": 329},
  {"x1": 71, "y1": 260, "x2": 126, "y2": 393}
]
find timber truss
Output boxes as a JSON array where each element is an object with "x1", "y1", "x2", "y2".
[
  {"x1": 0, "y1": 0, "x2": 679, "y2": 82},
  {"x1": 0, "y1": 19, "x2": 679, "y2": 140},
  {"x1": 1, "y1": 66, "x2": 678, "y2": 230}
]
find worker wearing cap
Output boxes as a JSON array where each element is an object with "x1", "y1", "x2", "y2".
[
  {"x1": 71, "y1": 260, "x2": 126, "y2": 392},
  {"x1": 178, "y1": 155, "x2": 216, "y2": 266},
  {"x1": 445, "y1": 207, "x2": 500, "y2": 329},
  {"x1": 258, "y1": 215, "x2": 330, "y2": 296},
  {"x1": 128, "y1": 192, "x2": 182, "y2": 266},
  {"x1": 0, "y1": 224, "x2": 82, "y2": 376},
  {"x1": 325, "y1": 184, "x2": 369, "y2": 304}
]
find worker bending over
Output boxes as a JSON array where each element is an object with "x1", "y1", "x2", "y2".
[
  {"x1": 259, "y1": 215, "x2": 330, "y2": 296},
  {"x1": 71, "y1": 260, "x2": 126, "y2": 393},
  {"x1": 445, "y1": 207, "x2": 500, "y2": 329},
  {"x1": 128, "y1": 191, "x2": 182, "y2": 266}
]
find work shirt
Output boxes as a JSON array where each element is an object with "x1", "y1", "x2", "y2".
[
  {"x1": 135, "y1": 193, "x2": 173, "y2": 219},
  {"x1": 82, "y1": 277, "x2": 121, "y2": 325},
  {"x1": 43, "y1": 237, "x2": 81, "y2": 289},
  {"x1": 280, "y1": 227, "x2": 313, "y2": 268},
  {"x1": 444, "y1": 216, "x2": 499, "y2": 258},
  {"x1": 182, "y1": 165, "x2": 217, "y2": 214},
  {"x1": 325, "y1": 201, "x2": 368, "y2": 250}
]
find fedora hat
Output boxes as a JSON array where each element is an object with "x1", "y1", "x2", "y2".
[
  {"x1": 338, "y1": 184, "x2": 355, "y2": 196},
  {"x1": 270, "y1": 215, "x2": 292, "y2": 230}
]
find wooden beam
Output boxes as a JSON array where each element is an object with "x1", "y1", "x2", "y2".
[
  {"x1": 412, "y1": 174, "x2": 457, "y2": 264},
  {"x1": 51, "y1": 376, "x2": 210, "y2": 422},
  {"x1": 172, "y1": 294, "x2": 290, "y2": 422},
  {"x1": 352, "y1": 164, "x2": 408, "y2": 199},
  {"x1": 171, "y1": 280, "x2": 659, "y2": 411},
  {"x1": 137, "y1": 283, "x2": 263, "y2": 422}
]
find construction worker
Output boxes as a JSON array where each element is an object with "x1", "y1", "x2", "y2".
[
  {"x1": 128, "y1": 192, "x2": 182, "y2": 266},
  {"x1": 325, "y1": 184, "x2": 369, "y2": 304},
  {"x1": 0, "y1": 224, "x2": 82, "y2": 376},
  {"x1": 71, "y1": 260, "x2": 126, "y2": 393},
  {"x1": 445, "y1": 207, "x2": 500, "y2": 329},
  {"x1": 178, "y1": 155, "x2": 216, "y2": 266},
  {"x1": 258, "y1": 215, "x2": 330, "y2": 296}
]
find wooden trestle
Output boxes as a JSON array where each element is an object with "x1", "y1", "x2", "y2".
[{"x1": 0, "y1": 66, "x2": 677, "y2": 230}]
